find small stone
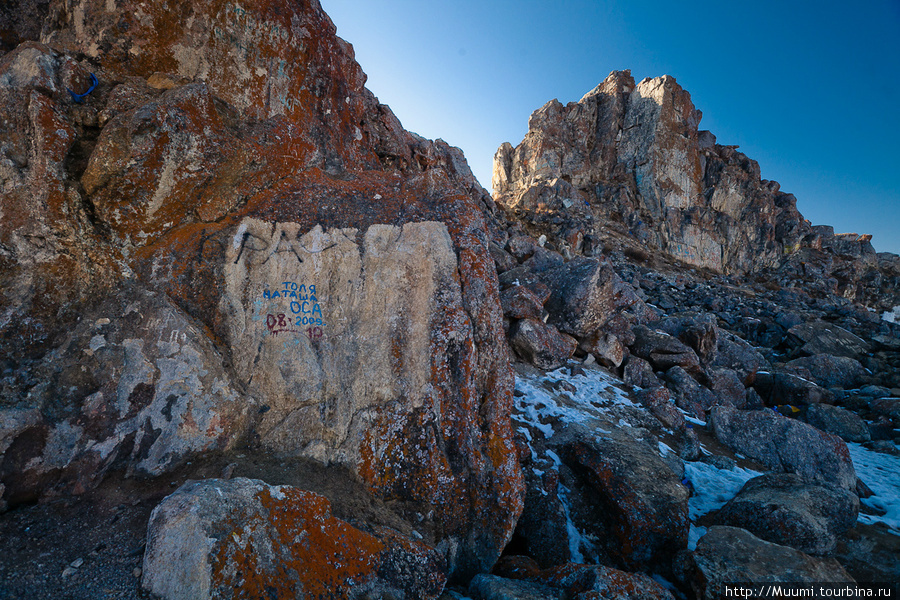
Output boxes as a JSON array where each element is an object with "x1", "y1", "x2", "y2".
[
  {"x1": 69, "y1": 558, "x2": 84, "y2": 568},
  {"x1": 61, "y1": 567, "x2": 77, "y2": 578},
  {"x1": 221, "y1": 463, "x2": 237, "y2": 480},
  {"x1": 133, "y1": 567, "x2": 142, "y2": 578}
]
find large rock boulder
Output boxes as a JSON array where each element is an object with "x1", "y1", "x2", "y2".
[
  {"x1": 708, "y1": 406, "x2": 856, "y2": 490},
  {"x1": 0, "y1": 0, "x2": 523, "y2": 579},
  {"x1": 631, "y1": 326, "x2": 701, "y2": 374},
  {"x1": 803, "y1": 404, "x2": 871, "y2": 443},
  {"x1": 508, "y1": 318, "x2": 577, "y2": 370},
  {"x1": 142, "y1": 478, "x2": 446, "y2": 600},
  {"x1": 537, "y1": 257, "x2": 653, "y2": 339},
  {"x1": 552, "y1": 424, "x2": 690, "y2": 571},
  {"x1": 787, "y1": 322, "x2": 871, "y2": 359},
  {"x1": 676, "y1": 526, "x2": 854, "y2": 599},
  {"x1": 785, "y1": 354, "x2": 866, "y2": 389},
  {"x1": 709, "y1": 473, "x2": 859, "y2": 555}
]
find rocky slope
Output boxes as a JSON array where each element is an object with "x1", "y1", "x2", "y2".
[
  {"x1": 1, "y1": 2, "x2": 899, "y2": 599},
  {"x1": 492, "y1": 70, "x2": 900, "y2": 310}
]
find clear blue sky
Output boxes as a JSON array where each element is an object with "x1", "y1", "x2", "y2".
[{"x1": 321, "y1": 0, "x2": 900, "y2": 255}]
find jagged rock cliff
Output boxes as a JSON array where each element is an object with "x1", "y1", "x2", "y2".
[
  {"x1": 493, "y1": 70, "x2": 900, "y2": 309},
  {"x1": 0, "y1": 0, "x2": 521, "y2": 587}
]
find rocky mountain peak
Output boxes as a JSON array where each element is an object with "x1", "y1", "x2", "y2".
[{"x1": 492, "y1": 71, "x2": 900, "y2": 310}]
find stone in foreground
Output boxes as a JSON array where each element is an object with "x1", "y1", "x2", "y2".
[
  {"x1": 676, "y1": 526, "x2": 854, "y2": 600},
  {"x1": 142, "y1": 478, "x2": 446, "y2": 600}
]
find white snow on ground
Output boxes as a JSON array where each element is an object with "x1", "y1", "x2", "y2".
[
  {"x1": 512, "y1": 365, "x2": 645, "y2": 564},
  {"x1": 682, "y1": 460, "x2": 762, "y2": 550},
  {"x1": 513, "y1": 364, "x2": 769, "y2": 555},
  {"x1": 848, "y1": 443, "x2": 900, "y2": 534},
  {"x1": 882, "y1": 305, "x2": 900, "y2": 323},
  {"x1": 512, "y1": 365, "x2": 637, "y2": 438}
]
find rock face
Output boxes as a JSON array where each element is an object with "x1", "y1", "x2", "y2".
[
  {"x1": 0, "y1": 0, "x2": 522, "y2": 580},
  {"x1": 709, "y1": 473, "x2": 859, "y2": 555},
  {"x1": 492, "y1": 71, "x2": 803, "y2": 274},
  {"x1": 676, "y1": 526, "x2": 855, "y2": 599},
  {"x1": 142, "y1": 478, "x2": 446, "y2": 600},
  {"x1": 709, "y1": 406, "x2": 857, "y2": 490},
  {"x1": 493, "y1": 70, "x2": 900, "y2": 311}
]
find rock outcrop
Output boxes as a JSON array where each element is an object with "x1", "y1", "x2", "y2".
[
  {"x1": 0, "y1": 0, "x2": 522, "y2": 581},
  {"x1": 493, "y1": 70, "x2": 900, "y2": 311}
]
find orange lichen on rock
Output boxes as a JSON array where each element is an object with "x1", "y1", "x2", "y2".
[{"x1": 143, "y1": 478, "x2": 446, "y2": 600}]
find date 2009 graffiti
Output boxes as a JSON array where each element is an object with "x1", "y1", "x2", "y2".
[
  {"x1": 266, "y1": 313, "x2": 323, "y2": 340},
  {"x1": 262, "y1": 281, "x2": 326, "y2": 339}
]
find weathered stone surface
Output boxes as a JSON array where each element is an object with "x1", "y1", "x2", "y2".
[
  {"x1": 538, "y1": 258, "x2": 651, "y2": 339},
  {"x1": 753, "y1": 370, "x2": 833, "y2": 406},
  {"x1": 709, "y1": 406, "x2": 856, "y2": 489},
  {"x1": 785, "y1": 354, "x2": 865, "y2": 389},
  {"x1": 501, "y1": 285, "x2": 545, "y2": 320},
  {"x1": 787, "y1": 322, "x2": 871, "y2": 359},
  {"x1": 509, "y1": 319, "x2": 578, "y2": 370},
  {"x1": 553, "y1": 424, "x2": 690, "y2": 570},
  {"x1": 0, "y1": 0, "x2": 524, "y2": 579},
  {"x1": 469, "y1": 574, "x2": 561, "y2": 600},
  {"x1": 0, "y1": 284, "x2": 251, "y2": 506},
  {"x1": 492, "y1": 71, "x2": 807, "y2": 275},
  {"x1": 142, "y1": 478, "x2": 446, "y2": 600},
  {"x1": 676, "y1": 526, "x2": 854, "y2": 599},
  {"x1": 710, "y1": 473, "x2": 859, "y2": 555},
  {"x1": 803, "y1": 404, "x2": 871, "y2": 443},
  {"x1": 632, "y1": 326, "x2": 701, "y2": 374},
  {"x1": 539, "y1": 563, "x2": 675, "y2": 600}
]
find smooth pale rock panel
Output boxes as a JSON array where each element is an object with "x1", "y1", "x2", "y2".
[{"x1": 221, "y1": 218, "x2": 459, "y2": 466}]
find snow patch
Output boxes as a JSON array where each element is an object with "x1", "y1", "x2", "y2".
[
  {"x1": 848, "y1": 443, "x2": 900, "y2": 534},
  {"x1": 882, "y1": 306, "x2": 900, "y2": 324}
]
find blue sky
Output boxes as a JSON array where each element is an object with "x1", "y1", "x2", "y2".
[{"x1": 321, "y1": 0, "x2": 900, "y2": 254}]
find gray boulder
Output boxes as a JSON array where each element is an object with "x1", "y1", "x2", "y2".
[
  {"x1": 632, "y1": 326, "x2": 702, "y2": 374},
  {"x1": 709, "y1": 406, "x2": 857, "y2": 489},
  {"x1": 803, "y1": 404, "x2": 871, "y2": 443},
  {"x1": 785, "y1": 354, "x2": 866, "y2": 389},
  {"x1": 468, "y1": 574, "x2": 560, "y2": 600},
  {"x1": 539, "y1": 258, "x2": 653, "y2": 338},
  {"x1": 676, "y1": 526, "x2": 854, "y2": 600},
  {"x1": 787, "y1": 322, "x2": 871, "y2": 359},
  {"x1": 142, "y1": 478, "x2": 446, "y2": 600},
  {"x1": 509, "y1": 318, "x2": 578, "y2": 370},
  {"x1": 710, "y1": 473, "x2": 859, "y2": 555}
]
